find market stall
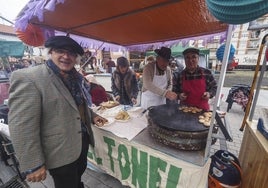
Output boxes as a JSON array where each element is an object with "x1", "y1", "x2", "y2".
[
  {"x1": 12, "y1": 0, "x2": 268, "y2": 187},
  {"x1": 88, "y1": 105, "x2": 210, "y2": 188}
]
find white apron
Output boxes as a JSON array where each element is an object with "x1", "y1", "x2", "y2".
[{"x1": 141, "y1": 64, "x2": 167, "y2": 109}]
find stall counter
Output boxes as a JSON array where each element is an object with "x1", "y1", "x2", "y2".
[{"x1": 87, "y1": 124, "x2": 211, "y2": 188}]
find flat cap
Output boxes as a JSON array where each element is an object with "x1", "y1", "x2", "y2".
[
  {"x1": 182, "y1": 48, "x2": 200, "y2": 56},
  {"x1": 45, "y1": 36, "x2": 84, "y2": 56}
]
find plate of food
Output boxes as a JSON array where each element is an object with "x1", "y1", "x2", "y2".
[
  {"x1": 95, "y1": 117, "x2": 115, "y2": 127},
  {"x1": 114, "y1": 111, "x2": 131, "y2": 122},
  {"x1": 100, "y1": 100, "x2": 120, "y2": 108}
]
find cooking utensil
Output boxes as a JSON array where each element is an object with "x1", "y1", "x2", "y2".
[{"x1": 148, "y1": 104, "x2": 208, "y2": 132}]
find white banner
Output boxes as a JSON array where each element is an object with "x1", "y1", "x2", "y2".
[{"x1": 88, "y1": 126, "x2": 210, "y2": 188}]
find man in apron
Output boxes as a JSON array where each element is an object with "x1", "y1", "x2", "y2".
[
  {"x1": 173, "y1": 48, "x2": 217, "y2": 111},
  {"x1": 141, "y1": 47, "x2": 177, "y2": 109}
]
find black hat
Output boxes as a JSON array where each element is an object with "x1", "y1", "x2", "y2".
[
  {"x1": 182, "y1": 48, "x2": 200, "y2": 56},
  {"x1": 45, "y1": 36, "x2": 84, "y2": 56},
  {"x1": 154, "y1": 47, "x2": 171, "y2": 61}
]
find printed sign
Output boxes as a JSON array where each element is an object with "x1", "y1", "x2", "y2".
[{"x1": 87, "y1": 127, "x2": 210, "y2": 188}]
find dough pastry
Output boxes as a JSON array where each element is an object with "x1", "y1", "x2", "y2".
[
  {"x1": 199, "y1": 115, "x2": 205, "y2": 119},
  {"x1": 100, "y1": 101, "x2": 119, "y2": 108},
  {"x1": 204, "y1": 112, "x2": 212, "y2": 117},
  {"x1": 199, "y1": 119, "x2": 205, "y2": 123},
  {"x1": 203, "y1": 121, "x2": 211, "y2": 127},
  {"x1": 115, "y1": 111, "x2": 130, "y2": 120}
]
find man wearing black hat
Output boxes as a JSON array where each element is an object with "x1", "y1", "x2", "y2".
[
  {"x1": 8, "y1": 36, "x2": 107, "y2": 188},
  {"x1": 141, "y1": 47, "x2": 177, "y2": 109},
  {"x1": 173, "y1": 47, "x2": 217, "y2": 110}
]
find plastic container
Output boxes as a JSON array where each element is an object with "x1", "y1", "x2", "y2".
[{"x1": 208, "y1": 150, "x2": 242, "y2": 188}]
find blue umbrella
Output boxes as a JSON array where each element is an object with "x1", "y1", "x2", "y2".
[{"x1": 216, "y1": 44, "x2": 235, "y2": 63}]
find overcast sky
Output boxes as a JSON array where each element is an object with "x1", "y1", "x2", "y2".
[{"x1": 0, "y1": 0, "x2": 29, "y2": 24}]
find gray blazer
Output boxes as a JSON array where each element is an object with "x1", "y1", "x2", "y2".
[{"x1": 8, "y1": 64, "x2": 96, "y2": 172}]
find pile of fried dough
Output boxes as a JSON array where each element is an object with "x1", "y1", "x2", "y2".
[
  {"x1": 100, "y1": 100, "x2": 119, "y2": 108},
  {"x1": 178, "y1": 106, "x2": 203, "y2": 113},
  {"x1": 115, "y1": 111, "x2": 130, "y2": 121},
  {"x1": 198, "y1": 111, "x2": 213, "y2": 127}
]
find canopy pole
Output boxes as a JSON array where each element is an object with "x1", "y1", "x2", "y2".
[
  {"x1": 204, "y1": 24, "x2": 233, "y2": 162},
  {"x1": 249, "y1": 41, "x2": 268, "y2": 121}
]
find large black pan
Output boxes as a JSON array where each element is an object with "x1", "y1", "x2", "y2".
[{"x1": 148, "y1": 104, "x2": 208, "y2": 132}]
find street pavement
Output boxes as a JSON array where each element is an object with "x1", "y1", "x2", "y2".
[{"x1": 209, "y1": 87, "x2": 268, "y2": 157}]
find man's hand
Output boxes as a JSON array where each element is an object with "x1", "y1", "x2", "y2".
[
  {"x1": 26, "y1": 166, "x2": 46, "y2": 182},
  {"x1": 202, "y1": 92, "x2": 210, "y2": 100},
  {"x1": 93, "y1": 115, "x2": 108, "y2": 127},
  {"x1": 115, "y1": 95, "x2": 120, "y2": 101},
  {"x1": 131, "y1": 98, "x2": 137, "y2": 105},
  {"x1": 165, "y1": 91, "x2": 177, "y2": 101},
  {"x1": 179, "y1": 93, "x2": 188, "y2": 101}
]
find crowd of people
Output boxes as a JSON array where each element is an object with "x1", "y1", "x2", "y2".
[{"x1": 7, "y1": 35, "x2": 217, "y2": 188}]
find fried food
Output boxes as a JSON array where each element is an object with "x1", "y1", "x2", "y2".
[
  {"x1": 199, "y1": 111, "x2": 213, "y2": 127},
  {"x1": 100, "y1": 100, "x2": 119, "y2": 108},
  {"x1": 203, "y1": 121, "x2": 211, "y2": 127},
  {"x1": 198, "y1": 115, "x2": 205, "y2": 119},
  {"x1": 204, "y1": 111, "x2": 213, "y2": 117},
  {"x1": 199, "y1": 119, "x2": 205, "y2": 123},
  {"x1": 179, "y1": 106, "x2": 203, "y2": 114},
  {"x1": 115, "y1": 111, "x2": 130, "y2": 121},
  {"x1": 95, "y1": 119, "x2": 109, "y2": 127}
]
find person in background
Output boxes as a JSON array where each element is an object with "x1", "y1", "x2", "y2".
[
  {"x1": 8, "y1": 36, "x2": 107, "y2": 188},
  {"x1": 79, "y1": 49, "x2": 92, "y2": 75},
  {"x1": 106, "y1": 57, "x2": 116, "y2": 73},
  {"x1": 111, "y1": 56, "x2": 139, "y2": 105},
  {"x1": 169, "y1": 59, "x2": 178, "y2": 74},
  {"x1": 141, "y1": 47, "x2": 177, "y2": 109},
  {"x1": 139, "y1": 55, "x2": 156, "y2": 72},
  {"x1": 81, "y1": 49, "x2": 92, "y2": 68},
  {"x1": 170, "y1": 59, "x2": 184, "y2": 88},
  {"x1": 90, "y1": 56, "x2": 105, "y2": 73},
  {"x1": 146, "y1": 55, "x2": 156, "y2": 64},
  {"x1": 22, "y1": 58, "x2": 32, "y2": 68},
  {"x1": 85, "y1": 75, "x2": 110, "y2": 106},
  {"x1": 89, "y1": 56, "x2": 97, "y2": 71},
  {"x1": 173, "y1": 47, "x2": 217, "y2": 111}
]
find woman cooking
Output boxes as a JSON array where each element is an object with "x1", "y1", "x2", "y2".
[{"x1": 173, "y1": 48, "x2": 217, "y2": 111}]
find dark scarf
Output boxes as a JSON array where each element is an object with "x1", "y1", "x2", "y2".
[{"x1": 46, "y1": 60, "x2": 92, "y2": 107}]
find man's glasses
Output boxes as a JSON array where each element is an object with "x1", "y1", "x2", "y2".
[{"x1": 53, "y1": 49, "x2": 77, "y2": 58}]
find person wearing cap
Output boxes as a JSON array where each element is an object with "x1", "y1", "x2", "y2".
[
  {"x1": 111, "y1": 56, "x2": 139, "y2": 105},
  {"x1": 141, "y1": 47, "x2": 177, "y2": 109},
  {"x1": 8, "y1": 35, "x2": 107, "y2": 188},
  {"x1": 173, "y1": 47, "x2": 217, "y2": 110}
]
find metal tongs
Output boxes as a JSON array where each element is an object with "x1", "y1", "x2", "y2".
[
  {"x1": 137, "y1": 106, "x2": 155, "y2": 117},
  {"x1": 138, "y1": 109, "x2": 147, "y2": 117}
]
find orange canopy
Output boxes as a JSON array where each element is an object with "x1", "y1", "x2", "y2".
[{"x1": 19, "y1": 0, "x2": 227, "y2": 47}]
